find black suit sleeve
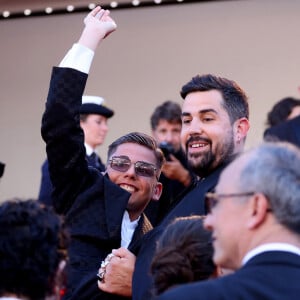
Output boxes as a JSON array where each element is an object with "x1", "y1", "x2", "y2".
[{"x1": 41, "y1": 67, "x2": 90, "y2": 213}]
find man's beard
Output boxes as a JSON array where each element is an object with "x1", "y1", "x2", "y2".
[
  {"x1": 188, "y1": 150, "x2": 215, "y2": 177},
  {"x1": 186, "y1": 133, "x2": 235, "y2": 178}
]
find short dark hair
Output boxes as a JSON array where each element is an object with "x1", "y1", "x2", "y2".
[
  {"x1": 150, "y1": 101, "x2": 182, "y2": 130},
  {"x1": 80, "y1": 114, "x2": 89, "y2": 122},
  {"x1": 107, "y1": 132, "x2": 165, "y2": 171},
  {"x1": 180, "y1": 74, "x2": 249, "y2": 124},
  {"x1": 151, "y1": 215, "x2": 216, "y2": 295},
  {"x1": 0, "y1": 199, "x2": 68, "y2": 300},
  {"x1": 266, "y1": 97, "x2": 300, "y2": 127}
]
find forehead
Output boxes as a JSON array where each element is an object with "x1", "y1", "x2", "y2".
[
  {"x1": 110, "y1": 142, "x2": 157, "y2": 164},
  {"x1": 182, "y1": 90, "x2": 226, "y2": 115},
  {"x1": 155, "y1": 119, "x2": 181, "y2": 129},
  {"x1": 84, "y1": 114, "x2": 108, "y2": 122}
]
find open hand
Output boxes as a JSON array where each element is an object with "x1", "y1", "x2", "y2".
[
  {"x1": 84, "y1": 6, "x2": 117, "y2": 38},
  {"x1": 78, "y1": 6, "x2": 117, "y2": 50}
]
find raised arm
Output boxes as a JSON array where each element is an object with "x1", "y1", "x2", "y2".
[{"x1": 41, "y1": 7, "x2": 117, "y2": 213}]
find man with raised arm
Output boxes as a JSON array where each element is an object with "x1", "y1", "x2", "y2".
[{"x1": 41, "y1": 7, "x2": 163, "y2": 300}]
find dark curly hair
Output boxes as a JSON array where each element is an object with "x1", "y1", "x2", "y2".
[
  {"x1": 150, "y1": 215, "x2": 216, "y2": 295},
  {"x1": 0, "y1": 198, "x2": 69, "y2": 300},
  {"x1": 266, "y1": 97, "x2": 300, "y2": 127}
]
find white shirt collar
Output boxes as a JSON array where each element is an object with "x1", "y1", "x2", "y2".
[
  {"x1": 242, "y1": 243, "x2": 300, "y2": 265},
  {"x1": 121, "y1": 211, "x2": 140, "y2": 248},
  {"x1": 84, "y1": 143, "x2": 94, "y2": 156}
]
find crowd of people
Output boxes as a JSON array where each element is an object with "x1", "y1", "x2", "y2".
[{"x1": 1, "y1": 5, "x2": 300, "y2": 300}]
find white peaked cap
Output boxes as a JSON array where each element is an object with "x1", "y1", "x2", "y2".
[
  {"x1": 80, "y1": 95, "x2": 114, "y2": 118},
  {"x1": 82, "y1": 95, "x2": 106, "y2": 105}
]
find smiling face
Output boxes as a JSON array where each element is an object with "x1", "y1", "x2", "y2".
[
  {"x1": 80, "y1": 114, "x2": 109, "y2": 149},
  {"x1": 181, "y1": 90, "x2": 236, "y2": 177},
  {"x1": 106, "y1": 143, "x2": 162, "y2": 220}
]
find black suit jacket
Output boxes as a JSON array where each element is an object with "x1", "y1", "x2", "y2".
[
  {"x1": 132, "y1": 163, "x2": 228, "y2": 300},
  {"x1": 41, "y1": 67, "x2": 152, "y2": 300},
  {"x1": 38, "y1": 154, "x2": 105, "y2": 206},
  {"x1": 156, "y1": 251, "x2": 300, "y2": 300},
  {"x1": 264, "y1": 115, "x2": 300, "y2": 148}
]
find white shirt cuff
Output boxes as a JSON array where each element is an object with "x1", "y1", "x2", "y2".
[{"x1": 59, "y1": 43, "x2": 95, "y2": 74}]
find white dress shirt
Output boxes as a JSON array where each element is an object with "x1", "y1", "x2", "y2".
[
  {"x1": 59, "y1": 43, "x2": 94, "y2": 74},
  {"x1": 84, "y1": 143, "x2": 94, "y2": 156},
  {"x1": 121, "y1": 210, "x2": 140, "y2": 248}
]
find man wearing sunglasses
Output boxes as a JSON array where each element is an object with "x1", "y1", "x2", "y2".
[
  {"x1": 157, "y1": 142, "x2": 300, "y2": 300},
  {"x1": 41, "y1": 7, "x2": 163, "y2": 300}
]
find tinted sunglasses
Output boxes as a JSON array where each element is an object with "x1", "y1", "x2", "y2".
[{"x1": 109, "y1": 156, "x2": 158, "y2": 179}]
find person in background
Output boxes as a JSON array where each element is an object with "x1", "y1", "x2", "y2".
[
  {"x1": 0, "y1": 198, "x2": 68, "y2": 300},
  {"x1": 265, "y1": 97, "x2": 300, "y2": 128},
  {"x1": 145, "y1": 100, "x2": 192, "y2": 226},
  {"x1": 38, "y1": 95, "x2": 114, "y2": 206},
  {"x1": 150, "y1": 215, "x2": 218, "y2": 297},
  {"x1": 157, "y1": 142, "x2": 300, "y2": 300},
  {"x1": 264, "y1": 97, "x2": 300, "y2": 147}
]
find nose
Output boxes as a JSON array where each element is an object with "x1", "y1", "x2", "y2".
[
  {"x1": 188, "y1": 119, "x2": 204, "y2": 135},
  {"x1": 124, "y1": 163, "x2": 137, "y2": 179},
  {"x1": 164, "y1": 132, "x2": 173, "y2": 143},
  {"x1": 101, "y1": 121, "x2": 109, "y2": 132}
]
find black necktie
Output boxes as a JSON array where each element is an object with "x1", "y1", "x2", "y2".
[{"x1": 89, "y1": 152, "x2": 101, "y2": 169}]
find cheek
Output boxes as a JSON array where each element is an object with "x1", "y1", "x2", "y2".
[
  {"x1": 173, "y1": 134, "x2": 181, "y2": 143},
  {"x1": 180, "y1": 129, "x2": 188, "y2": 145},
  {"x1": 141, "y1": 180, "x2": 156, "y2": 196},
  {"x1": 99, "y1": 124, "x2": 108, "y2": 132},
  {"x1": 106, "y1": 169, "x2": 118, "y2": 183},
  {"x1": 209, "y1": 128, "x2": 229, "y2": 148},
  {"x1": 155, "y1": 134, "x2": 164, "y2": 143}
]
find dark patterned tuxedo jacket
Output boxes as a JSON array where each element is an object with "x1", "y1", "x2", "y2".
[
  {"x1": 38, "y1": 155, "x2": 105, "y2": 206},
  {"x1": 41, "y1": 67, "x2": 152, "y2": 300},
  {"x1": 157, "y1": 251, "x2": 300, "y2": 300}
]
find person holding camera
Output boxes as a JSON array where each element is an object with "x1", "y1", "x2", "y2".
[{"x1": 145, "y1": 101, "x2": 193, "y2": 226}]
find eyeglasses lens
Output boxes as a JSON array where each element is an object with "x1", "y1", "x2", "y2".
[
  {"x1": 134, "y1": 161, "x2": 155, "y2": 177},
  {"x1": 110, "y1": 159, "x2": 131, "y2": 172},
  {"x1": 110, "y1": 158, "x2": 156, "y2": 178}
]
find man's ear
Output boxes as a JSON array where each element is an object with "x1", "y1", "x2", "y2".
[
  {"x1": 247, "y1": 193, "x2": 270, "y2": 229},
  {"x1": 234, "y1": 117, "x2": 250, "y2": 144},
  {"x1": 152, "y1": 182, "x2": 163, "y2": 201}
]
